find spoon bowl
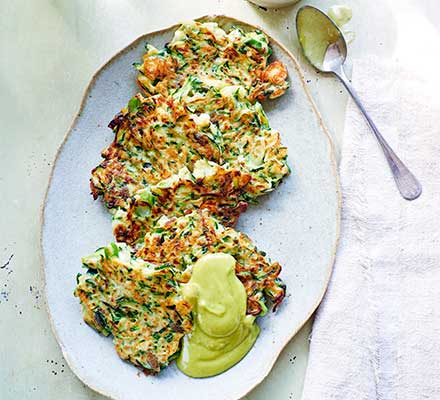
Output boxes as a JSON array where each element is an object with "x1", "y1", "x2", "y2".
[
  {"x1": 296, "y1": 5, "x2": 422, "y2": 201},
  {"x1": 296, "y1": 5, "x2": 347, "y2": 73}
]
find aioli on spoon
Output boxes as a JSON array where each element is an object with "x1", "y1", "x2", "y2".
[{"x1": 296, "y1": 5, "x2": 422, "y2": 201}]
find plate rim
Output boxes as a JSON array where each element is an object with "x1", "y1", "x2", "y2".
[{"x1": 39, "y1": 14, "x2": 341, "y2": 400}]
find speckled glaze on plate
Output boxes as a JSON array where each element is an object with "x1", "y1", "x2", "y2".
[{"x1": 40, "y1": 15, "x2": 341, "y2": 400}]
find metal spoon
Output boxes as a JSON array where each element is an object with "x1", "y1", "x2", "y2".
[{"x1": 296, "y1": 5, "x2": 422, "y2": 200}]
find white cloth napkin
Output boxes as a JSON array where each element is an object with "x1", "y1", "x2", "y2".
[{"x1": 301, "y1": 58, "x2": 440, "y2": 400}]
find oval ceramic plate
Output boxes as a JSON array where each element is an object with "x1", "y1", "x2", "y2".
[{"x1": 41, "y1": 15, "x2": 340, "y2": 400}]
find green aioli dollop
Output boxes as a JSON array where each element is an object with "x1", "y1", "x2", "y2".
[
  {"x1": 328, "y1": 5, "x2": 355, "y2": 44},
  {"x1": 176, "y1": 253, "x2": 259, "y2": 378},
  {"x1": 328, "y1": 5, "x2": 352, "y2": 28}
]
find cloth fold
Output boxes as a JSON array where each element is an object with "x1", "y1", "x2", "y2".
[{"x1": 301, "y1": 58, "x2": 440, "y2": 400}]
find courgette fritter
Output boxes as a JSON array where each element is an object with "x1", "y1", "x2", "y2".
[
  {"x1": 136, "y1": 210, "x2": 285, "y2": 316},
  {"x1": 75, "y1": 243, "x2": 192, "y2": 374},
  {"x1": 91, "y1": 78, "x2": 289, "y2": 244},
  {"x1": 75, "y1": 210, "x2": 285, "y2": 374},
  {"x1": 112, "y1": 160, "x2": 250, "y2": 245},
  {"x1": 136, "y1": 21, "x2": 289, "y2": 102}
]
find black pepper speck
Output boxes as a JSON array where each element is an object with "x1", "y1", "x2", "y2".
[{"x1": 1, "y1": 254, "x2": 14, "y2": 269}]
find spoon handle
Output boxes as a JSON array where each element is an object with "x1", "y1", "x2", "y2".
[{"x1": 334, "y1": 66, "x2": 422, "y2": 200}]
